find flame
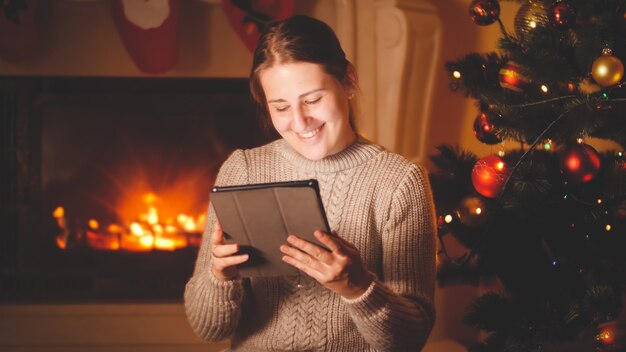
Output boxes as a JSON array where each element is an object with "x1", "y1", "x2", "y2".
[
  {"x1": 53, "y1": 193, "x2": 205, "y2": 252},
  {"x1": 52, "y1": 166, "x2": 209, "y2": 251}
]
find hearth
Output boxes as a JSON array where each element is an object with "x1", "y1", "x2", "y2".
[{"x1": 0, "y1": 76, "x2": 274, "y2": 302}]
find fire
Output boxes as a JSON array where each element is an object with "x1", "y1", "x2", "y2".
[{"x1": 53, "y1": 191, "x2": 206, "y2": 252}]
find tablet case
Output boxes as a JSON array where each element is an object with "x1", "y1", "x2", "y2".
[{"x1": 210, "y1": 179, "x2": 331, "y2": 277}]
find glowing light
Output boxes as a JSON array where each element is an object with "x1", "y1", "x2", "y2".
[
  {"x1": 53, "y1": 206, "x2": 65, "y2": 219},
  {"x1": 143, "y1": 192, "x2": 158, "y2": 204},
  {"x1": 140, "y1": 235, "x2": 154, "y2": 247},
  {"x1": 453, "y1": 70, "x2": 461, "y2": 79},
  {"x1": 444, "y1": 214, "x2": 453, "y2": 223},
  {"x1": 597, "y1": 326, "x2": 616, "y2": 345},
  {"x1": 597, "y1": 199, "x2": 603, "y2": 205},
  {"x1": 566, "y1": 155, "x2": 581, "y2": 171},
  {"x1": 496, "y1": 162, "x2": 505, "y2": 170},
  {"x1": 540, "y1": 84, "x2": 548, "y2": 93},
  {"x1": 543, "y1": 140, "x2": 552, "y2": 150},
  {"x1": 88, "y1": 219, "x2": 99, "y2": 230},
  {"x1": 551, "y1": 260, "x2": 558, "y2": 266},
  {"x1": 108, "y1": 224, "x2": 123, "y2": 233},
  {"x1": 146, "y1": 206, "x2": 159, "y2": 225},
  {"x1": 605, "y1": 224, "x2": 612, "y2": 231},
  {"x1": 475, "y1": 207, "x2": 482, "y2": 215},
  {"x1": 576, "y1": 138, "x2": 584, "y2": 144},
  {"x1": 130, "y1": 222, "x2": 144, "y2": 236}
]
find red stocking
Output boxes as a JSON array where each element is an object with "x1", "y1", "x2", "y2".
[{"x1": 112, "y1": 0, "x2": 181, "y2": 74}]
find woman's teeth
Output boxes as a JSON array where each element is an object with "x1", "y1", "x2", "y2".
[{"x1": 298, "y1": 127, "x2": 320, "y2": 139}]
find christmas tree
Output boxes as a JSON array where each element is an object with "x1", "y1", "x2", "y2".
[{"x1": 430, "y1": 0, "x2": 626, "y2": 351}]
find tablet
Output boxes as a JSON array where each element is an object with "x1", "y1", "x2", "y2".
[{"x1": 210, "y1": 179, "x2": 331, "y2": 277}]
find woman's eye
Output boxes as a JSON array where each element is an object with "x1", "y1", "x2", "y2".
[
  {"x1": 274, "y1": 105, "x2": 289, "y2": 112},
  {"x1": 304, "y1": 97, "x2": 322, "y2": 105}
]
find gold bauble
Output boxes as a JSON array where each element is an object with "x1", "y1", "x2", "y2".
[
  {"x1": 591, "y1": 51, "x2": 625, "y2": 87},
  {"x1": 456, "y1": 196, "x2": 488, "y2": 227},
  {"x1": 514, "y1": 0, "x2": 549, "y2": 40}
]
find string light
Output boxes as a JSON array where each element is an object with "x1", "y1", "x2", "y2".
[
  {"x1": 444, "y1": 214, "x2": 454, "y2": 223},
  {"x1": 597, "y1": 199, "x2": 603, "y2": 205},
  {"x1": 543, "y1": 139, "x2": 553, "y2": 150},
  {"x1": 540, "y1": 84, "x2": 549, "y2": 93},
  {"x1": 605, "y1": 224, "x2": 612, "y2": 231},
  {"x1": 453, "y1": 70, "x2": 462, "y2": 79}
]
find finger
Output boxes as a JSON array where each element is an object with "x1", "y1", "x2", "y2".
[
  {"x1": 287, "y1": 235, "x2": 332, "y2": 261},
  {"x1": 210, "y1": 221, "x2": 224, "y2": 246},
  {"x1": 213, "y1": 254, "x2": 249, "y2": 269},
  {"x1": 212, "y1": 243, "x2": 239, "y2": 258},
  {"x1": 313, "y1": 231, "x2": 343, "y2": 253},
  {"x1": 282, "y1": 254, "x2": 323, "y2": 280}
]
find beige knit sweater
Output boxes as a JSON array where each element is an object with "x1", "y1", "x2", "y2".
[{"x1": 184, "y1": 137, "x2": 436, "y2": 351}]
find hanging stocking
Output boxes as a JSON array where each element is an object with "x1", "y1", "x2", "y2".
[
  {"x1": 221, "y1": 0, "x2": 295, "y2": 52},
  {"x1": 0, "y1": 0, "x2": 39, "y2": 63},
  {"x1": 112, "y1": 0, "x2": 180, "y2": 74}
]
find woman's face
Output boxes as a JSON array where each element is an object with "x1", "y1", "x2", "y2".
[{"x1": 260, "y1": 61, "x2": 356, "y2": 161}]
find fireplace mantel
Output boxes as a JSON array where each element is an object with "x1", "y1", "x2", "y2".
[{"x1": 336, "y1": 0, "x2": 441, "y2": 162}]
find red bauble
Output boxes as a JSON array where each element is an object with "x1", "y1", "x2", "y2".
[
  {"x1": 550, "y1": 1, "x2": 576, "y2": 29},
  {"x1": 559, "y1": 143, "x2": 601, "y2": 183},
  {"x1": 473, "y1": 112, "x2": 502, "y2": 145},
  {"x1": 472, "y1": 155, "x2": 510, "y2": 198},
  {"x1": 499, "y1": 61, "x2": 531, "y2": 92},
  {"x1": 469, "y1": 0, "x2": 500, "y2": 26}
]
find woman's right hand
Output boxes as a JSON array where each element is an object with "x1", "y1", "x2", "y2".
[{"x1": 210, "y1": 221, "x2": 249, "y2": 282}]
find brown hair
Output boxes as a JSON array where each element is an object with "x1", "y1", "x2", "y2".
[{"x1": 249, "y1": 15, "x2": 357, "y2": 132}]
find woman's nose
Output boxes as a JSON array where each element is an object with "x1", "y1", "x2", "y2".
[{"x1": 292, "y1": 106, "x2": 310, "y2": 131}]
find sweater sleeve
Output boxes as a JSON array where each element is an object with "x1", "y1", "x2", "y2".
[
  {"x1": 184, "y1": 150, "x2": 250, "y2": 342},
  {"x1": 342, "y1": 163, "x2": 437, "y2": 351}
]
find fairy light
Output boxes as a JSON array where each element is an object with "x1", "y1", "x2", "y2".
[
  {"x1": 453, "y1": 70, "x2": 462, "y2": 79},
  {"x1": 597, "y1": 199, "x2": 603, "y2": 205},
  {"x1": 576, "y1": 138, "x2": 584, "y2": 144},
  {"x1": 88, "y1": 219, "x2": 99, "y2": 230},
  {"x1": 543, "y1": 139, "x2": 553, "y2": 150},
  {"x1": 444, "y1": 214, "x2": 454, "y2": 223},
  {"x1": 605, "y1": 224, "x2": 612, "y2": 231},
  {"x1": 540, "y1": 84, "x2": 549, "y2": 93},
  {"x1": 475, "y1": 207, "x2": 482, "y2": 215}
]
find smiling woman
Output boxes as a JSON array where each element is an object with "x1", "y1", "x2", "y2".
[
  {"x1": 260, "y1": 61, "x2": 356, "y2": 161},
  {"x1": 184, "y1": 15, "x2": 437, "y2": 352}
]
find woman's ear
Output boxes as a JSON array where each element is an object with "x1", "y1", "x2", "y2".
[{"x1": 346, "y1": 63, "x2": 359, "y2": 95}]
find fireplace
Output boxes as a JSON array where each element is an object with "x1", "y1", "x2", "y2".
[{"x1": 0, "y1": 77, "x2": 275, "y2": 302}]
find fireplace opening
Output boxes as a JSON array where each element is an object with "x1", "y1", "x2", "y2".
[{"x1": 0, "y1": 77, "x2": 276, "y2": 302}]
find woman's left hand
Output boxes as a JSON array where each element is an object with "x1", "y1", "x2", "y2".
[{"x1": 280, "y1": 230, "x2": 374, "y2": 300}]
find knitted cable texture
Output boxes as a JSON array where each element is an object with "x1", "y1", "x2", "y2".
[{"x1": 184, "y1": 137, "x2": 436, "y2": 351}]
